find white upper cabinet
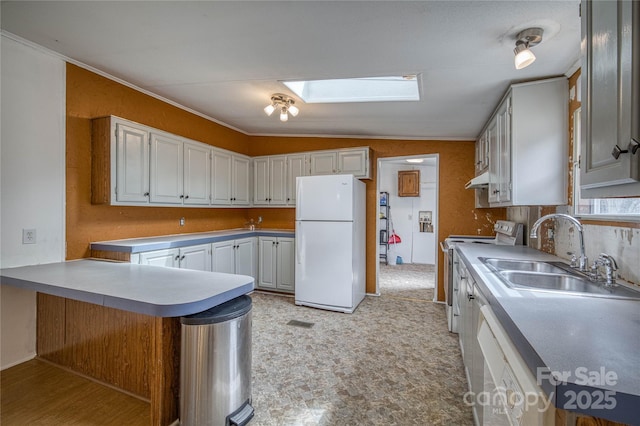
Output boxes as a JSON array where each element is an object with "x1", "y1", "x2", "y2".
[
  {"x1": 183, "y1": 142, "x2": 211, "y2": 205},
  {"x1": 488, "y1": 98, "x2": 512, "y2": 204},
  {"x1": 93, "y1": 116, "x2": 371, "y2": 208},
  {"x1": 309, "y1": 147, "x2": 370, "y2": 179},
  {"x1": 232, "y1": 154, "x2": 251, "y2": 205},
  {"x1": 211, "y1": 149, "x2": 232, "y2": 205},
  {"x1": 475, "y1": 131, "x2": 489, "y2": 175},
  {"x1": 286, "y1": 154, "x2": 307, "y2": 205},
  {"x1": 253, "y1": 156, "x2": 286, "y2": 205},
  {"x1": 310, "y1": 151, "x2": 337, "y2": 175},
  {"x1": 149, "y1": 132, "x2": 184, "y2": 204},
  {"x1": 483, "y1": 78, "x2": 568, "y2": 207},
  {"x1": 211, "y1": 150, "x2": 250, "y2": 205},
  {"x1": 115, "y1": 122, "x2": 150, "y2": 203},
  {"x1": 338, "y1": 149, "x2": 369, "y2": 177},
  {"x1": 580, "y1": 0, "x2": 640, "y2": 197}
]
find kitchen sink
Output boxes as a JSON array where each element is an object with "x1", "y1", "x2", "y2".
[
  {"x1": 481, "y1": 258, "x2": 568, "y2": 274},
  {"x1": 480, "y1": 257, "x2": 640, "y2": 300}
]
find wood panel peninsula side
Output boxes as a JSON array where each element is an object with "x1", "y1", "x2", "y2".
[{"x1": 1, "y1": 259, "x2": 254, "y2": 425}]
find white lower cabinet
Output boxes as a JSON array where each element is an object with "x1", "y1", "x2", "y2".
[
  {"x1": 139, "y1": 244, "x2": 211, "y2": 271},
  {"x1": 211, "y1": 237, "x2": 257, "y2": 279},
  {"x1": 258, "y1": 236, "x2": 295, "y2": 292}
]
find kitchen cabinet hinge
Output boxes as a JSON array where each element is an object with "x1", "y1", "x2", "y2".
[{"x1": 508, "y1": 106, "x2": 513, "y2": 115}]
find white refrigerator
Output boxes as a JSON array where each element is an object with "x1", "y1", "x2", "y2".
[{"x1": 295, "y1": 174, "x2": 366, "y2": 313}]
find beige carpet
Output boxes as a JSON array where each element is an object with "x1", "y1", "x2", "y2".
[{"x1": 250, "y1": 264, "x2": 472, "y2": 425}]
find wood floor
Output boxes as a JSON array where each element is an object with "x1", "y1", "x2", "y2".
[{"x1": 1, "y1": 359, "x2": 149, "y2": 425}]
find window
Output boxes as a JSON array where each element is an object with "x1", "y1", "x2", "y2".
[
  {"x1": 573, "y1": 108, "x2": 640, "y2": 219},
  {"x1": 283, "y1": 75, "x2": 420, "y2": 104}
]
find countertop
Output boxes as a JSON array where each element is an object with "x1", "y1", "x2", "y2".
[
  {"x1": 0, "y1": 259, "x2": 254, "y2": 317},
  {"x1": 456, "y1": 244, "x2": 640, "y2": 425},
  {"x1": 91, "y1": 228, "x2": 295, "y2": 253}
]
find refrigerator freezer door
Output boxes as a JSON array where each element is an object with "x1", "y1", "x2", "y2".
[
  {"x1": 296, "y1": 175, "x2": 354, "y2": 221},
  {"x1": 295, "y1": 220, "x2": 353, "y2": 309}
]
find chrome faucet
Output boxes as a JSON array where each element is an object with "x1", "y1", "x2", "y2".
[
  {"x1": 594, "y1": 253, "x2": 618, "y2": 287},
  {"x1": 530, "y1": 213, "x2": 588, "y2": 272}
]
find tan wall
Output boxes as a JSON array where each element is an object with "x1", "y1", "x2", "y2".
[
  {"x1": 66, "y1": 65, "x2": 251, "y2": 259},
  {"x1": 67, "y1": 65, "x2": 505, "y2": 300}
]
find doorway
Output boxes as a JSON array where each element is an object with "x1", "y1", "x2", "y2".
[{"x1": 375, "y1": 155, "x2": 439, "y2": 301}]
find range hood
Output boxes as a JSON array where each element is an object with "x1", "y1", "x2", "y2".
[{"x1": 465, "y1": 172, "x2": 489, "y2": 189}]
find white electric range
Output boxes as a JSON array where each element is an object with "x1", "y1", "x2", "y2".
[{"x1": 440, "y1": 220, "x2": 524, "y2": 333}]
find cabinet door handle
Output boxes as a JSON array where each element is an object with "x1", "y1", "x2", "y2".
[
  {"x1": 611, "y1": 144, "x2": 629, "y2": 159},
  {"x1": 630, "y1": 138, "x2": 640, "y2": 155},
  {"x1": 175, "y1": 255, "x2": 180, "y2": 261},
  {"x1": 467, "y1": 293, "x2": 475, "y2": 301},
  {"x1": 184, "y1": 195, "x2": 189, "y2": 199},
  {"x1": 144, "y1": 192, "x2": 150, "y2": 197},
  {"x1": 181, "y1": 255, "x2": 185, "y2": 261}
]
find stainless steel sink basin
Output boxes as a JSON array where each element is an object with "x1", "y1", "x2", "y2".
[
  {"x1": 482, "y1": 258, "x2": 568, "y2": 274},
  {"x1": 480, "y1": 257, "x2": 640, "y2": 300}
]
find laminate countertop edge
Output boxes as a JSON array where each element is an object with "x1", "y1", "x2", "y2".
[
  {"x1": 0, "y1": 259, "x2": 255, "y2": 317},
  {"x1": 91, "y1": 228, "x2": 295, "y2": 253}
]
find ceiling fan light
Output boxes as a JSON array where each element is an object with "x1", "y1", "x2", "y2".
[
  {"x1": 280, "y1": 108, "x2": 289, "y2": 122},
  {"x1": 288, "y1": 104, "x2": 299, "y2": 117},
  {"x1": 264, "y1": 104, "x2": 276, "y2": 116}
]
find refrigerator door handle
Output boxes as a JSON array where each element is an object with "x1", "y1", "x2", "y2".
[{"x1": 295, "y1": 222, "x2": 302, "y2": 265}]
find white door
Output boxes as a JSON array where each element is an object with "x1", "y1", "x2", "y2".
[
  {"x1": 277, "y1": 237, "x2": 295, "y2": 291},
  {"x1": 150, "y1": 133, "x2": 183, "y2": 204},
  {"x1": 295, "y1": 221, "x2": 353, "y2": 308},
  {"x1": 211, "y1": 149, "x2": 232, "y2": 204},
  {"x1": 180, "y1": 244, "x2": 211, "y2": 271},
  {"x1": 286, "y1": 154, "x2": 306, "y2": 205},
  {"x1": 253, "y1": 157, "x2": 269, "y2": 205},
  {"x1": 140, "y1": 249, "x2": 179, "y2": 267},
  {"x1": 235, "y1": 237, "x2": 257, "y2": 279},
  {"x1": 296, "y1": 175, "x2": 354, "y2": 221},
  {"x1": 116, "y1": 123, "x2": 150, "y2": 203},
  {"x1": 309, "y1": 152, "x2": 336, "y2": 175},
  {"x1": 183, "y1": 142, "x2": 210, "y2": 205},
  {"x1": 269, "y1": 156, "x2": 287, "y2": 205},
  {"x1": 258, "y1": 237, "x2": 277, "y2": 289},
  {"x1": 211, "y1": 240, "x2": 235, "y2": 274}
]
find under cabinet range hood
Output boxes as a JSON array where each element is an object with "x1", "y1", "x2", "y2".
[{"x1": 464, "y1": 172, "x2": 489, "y2": 189}]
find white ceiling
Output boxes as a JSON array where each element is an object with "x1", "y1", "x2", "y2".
[{"x1": 0, "y1": 1, "x2": 581, "y2": 140}]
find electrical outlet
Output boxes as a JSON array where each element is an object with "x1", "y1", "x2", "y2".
[
  {"x1": 22, "y1": 228, "x2": 36, "y2": 244},
  {"x1": 180, "y1": 217, "x2": 185, "y2": 226}
]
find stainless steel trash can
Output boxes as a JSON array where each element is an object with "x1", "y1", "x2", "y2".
[{"x1": 180, "y1": 295, "x2": 253, "y2": 426}]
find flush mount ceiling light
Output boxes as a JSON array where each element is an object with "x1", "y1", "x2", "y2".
[
  {"x1": 264, "y1": 93, "x2": 299, "y2": 122},
  {"x1": 514, "y1": 27, "x2": 543, "y2": 70},
  {"x1": 406, "y1": 158, "x2": 424, "y2": 163}
]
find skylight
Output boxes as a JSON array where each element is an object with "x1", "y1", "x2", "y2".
[{"x1": 283, "y1": 75, "x2": 420, "y2": 104}]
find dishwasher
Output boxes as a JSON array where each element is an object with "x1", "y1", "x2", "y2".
[{"x1": 477, "y1": 304, "x2": 555, "y2": 425}]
